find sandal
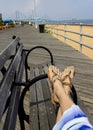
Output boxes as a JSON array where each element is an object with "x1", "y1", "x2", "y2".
[{"x1": 48, "y1": 65, "x2": 76, "y2": 105}]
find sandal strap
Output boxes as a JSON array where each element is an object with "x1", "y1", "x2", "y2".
[
  {"x1": 62, "y1": 82, "x2": 72, "y2": 86},
  {"x1": 52, "y1": 72, "x2": 72, "y2": 86}
]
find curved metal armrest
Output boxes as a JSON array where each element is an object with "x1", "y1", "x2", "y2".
[{"x1": 25, "y1": 46, "x2": 54, "y2": 82}]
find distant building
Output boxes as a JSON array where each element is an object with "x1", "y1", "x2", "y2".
[{"x1": 0, "y1": 13, "x2": 2, "y2": 20}]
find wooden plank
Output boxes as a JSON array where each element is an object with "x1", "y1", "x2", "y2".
[
  {"x1": 30, "y1": 68, "x2": 39, "y2": 130},
  {"x1": 29, "y1": 63, "x2": 56, "y2": 130},
  {"x1": 41, "y1": 79, "x2": 56, "y2": 129},
  {"x1": 34, "y1": 67, "x2": 50, "y2": 130},
  {"x1": 3, "y1": 86, "x2": 20, "y2": 130},
  {"x1": 0, "y1": 37, "x2": 20, "y2": 70},
  {"x1": 3, "y1": 51, "x2": 26, "y2": 130},
  {"x1": 40, "y1": 65, "x2": 56, "y2": 130}
]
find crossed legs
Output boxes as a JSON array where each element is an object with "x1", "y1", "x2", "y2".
[{"x1": 48, "y1": 66, "x2": 75, "y2": 122}]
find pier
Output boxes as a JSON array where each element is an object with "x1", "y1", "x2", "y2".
[{"x1": 0, "y1": 25, "x2": 93, "y2": 128}]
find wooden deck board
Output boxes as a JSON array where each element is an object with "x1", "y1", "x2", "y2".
[
  {"x1": 29, "y1": 65, "x2": 56, "y2": 130},
  {"x1": 0, "y1": 25, "x2": 93, "y2": 128},
  {"x1": 30, "y1": 69, "x2": 39, "y2": 130}
]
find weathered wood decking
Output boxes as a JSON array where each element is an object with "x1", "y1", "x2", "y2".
[{"x1": 0, "y1": 25, "x2": 93, "y2": 128}]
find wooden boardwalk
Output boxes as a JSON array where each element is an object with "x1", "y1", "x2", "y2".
[{"x1": 0, "y1": 25, "x2": 93, "y2": 126}]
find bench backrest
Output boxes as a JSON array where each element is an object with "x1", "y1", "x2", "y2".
[{"x1": 0, "y1": 37, "x2": 26, "y2": 130}]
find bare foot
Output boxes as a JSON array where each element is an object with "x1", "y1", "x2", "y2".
[
  {"x1": 48, "y1": 65, "x2": 75, "y2": 104},
  {"x1": 61, "y1": 66, "x2": 75, "y2": 95},
  {"x1": 48, "y1": 66, "x2": 65, "y2": 104}
]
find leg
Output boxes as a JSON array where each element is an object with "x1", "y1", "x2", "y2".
[
  {"x1": 56, "y1": 107, "x2": 62, "y2": 122},
  {"x1": 48, "y1": 66, "x2": 75, "y2": 122}
]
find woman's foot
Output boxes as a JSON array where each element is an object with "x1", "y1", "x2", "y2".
[
  {"x1": 48, "y1": 65, "x2": 75, "y2": 104},
  {"x1": 61, "y1": 66, "x2": 75, "y2": 95}
]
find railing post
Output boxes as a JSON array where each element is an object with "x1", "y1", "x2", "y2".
[
  {"x1": 55, "y1": 24, "x2": 58, "y2": 39},
  {"x1": 80, "y1": 23, "x2": 83, "y2": 52},
  {"x1": 57, "y1": 24, "x2": 59, "y2": 39},
  {"x1": 54, "y1": 25, "x2": 56, "y2": 37},
  {"x1": 64, "y1": 24, "x2": 66, "y2": 44}
]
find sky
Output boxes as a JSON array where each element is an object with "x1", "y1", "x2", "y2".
[{"x1": 0, "y1": 0, "x2": 93, "y2": 20}]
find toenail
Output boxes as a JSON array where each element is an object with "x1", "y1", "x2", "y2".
[{"x1": 49, "y1": 65, "x2": 53, "y2": 69}]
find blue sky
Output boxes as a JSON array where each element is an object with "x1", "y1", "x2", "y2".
[{"x1": 0, "y1": 0, "x2": 93, "y2": 20}]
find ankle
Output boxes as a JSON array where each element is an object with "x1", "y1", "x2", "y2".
[{"x1": 53, "y1": 80, "x2": 66, "y2": 99}]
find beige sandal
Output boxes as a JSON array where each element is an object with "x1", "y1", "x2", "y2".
[{"x1": 48, "y1": 66, "x2": 75, "y2": 105}]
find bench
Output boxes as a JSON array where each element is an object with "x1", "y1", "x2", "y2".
[
  {"x1": 0, "y1": 36, "x2": 27, "y2": 130},
  {"x1": 1, "y1": 36, "x2": 91, "y2": 130},
  {"x1": 0, "y1": 36, "x2": 58, "y2": 130}
]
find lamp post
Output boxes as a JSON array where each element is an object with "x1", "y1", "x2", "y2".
[{"x1": 33, "y1": 0, "x2": 36, "y2": 19}]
